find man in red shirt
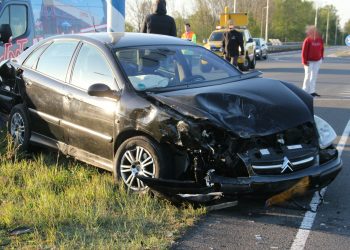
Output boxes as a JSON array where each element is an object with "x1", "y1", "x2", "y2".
[{"x1": 302, "y1": 25, "x2": 324, "y2": 97}]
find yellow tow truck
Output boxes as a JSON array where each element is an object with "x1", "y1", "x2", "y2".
[{"x1": 204, "y1": 10, "x2": 256, "y2": 71}]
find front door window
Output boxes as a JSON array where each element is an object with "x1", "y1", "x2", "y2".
[{"x1": 0, "y1": 5, "x2": 28, "y2": 39}]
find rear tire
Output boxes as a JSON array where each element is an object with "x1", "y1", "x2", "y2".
[
  {"x1": 8, "y1": 104, "x2": 31, "y2": 151},
  {"x1": 113, "y1": 136, "x2": 169, "y2": 192}
]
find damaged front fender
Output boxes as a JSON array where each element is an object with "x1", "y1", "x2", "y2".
[{"x1": 0, "y1": 60, "x2": 23, "y2": 114}]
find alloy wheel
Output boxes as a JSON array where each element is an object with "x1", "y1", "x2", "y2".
[
  {"x1": 10, "y1": 113, "x2": 25, "y2": 145},
  {"x1": 120, "y1": 146, "x2": 155, "y2": 191}
]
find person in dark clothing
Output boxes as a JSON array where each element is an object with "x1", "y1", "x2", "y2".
[
  {"x1": 142, "y1": 0, "x2": 177, "y2": 37},
  {"x1": 222, "y1": 22, "x2": 244, "y2": 66}
]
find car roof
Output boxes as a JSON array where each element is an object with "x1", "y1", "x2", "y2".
[
  {"x1": 13, "y1": 32, "x2": 196, "y2": 65},
  {"x1": 45, "y1": 32, "x2": 195, "y2": 49}
]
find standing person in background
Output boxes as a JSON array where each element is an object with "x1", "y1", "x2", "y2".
[
  {"x1": 302, "y1": 25, "x2": 324, "y2": 97},
  {"x1": 142, "y1": 0, "x2": 177, "y2": 37},
  {"x1": 181, "y1": 23, "x2": 196, "y2": 43},
  {"x1": 222, "y1": 20, "x2": 244, "y2": 67},
  {"x1": 181, "y1": 23, "x2": 196, "y2": 68}
]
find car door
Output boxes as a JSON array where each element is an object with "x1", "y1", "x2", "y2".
[
  {"x1": 64, "y1": 42, "x2": 117, "y2": 163},
  {"x1": 244, "y1": 30, "x2": 255, "y2": 60},
  {"x1": 22, "y1": 40, "x2": 79, "y2": 142}
]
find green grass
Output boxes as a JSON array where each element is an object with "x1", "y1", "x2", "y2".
[{"x1": 0, "y1": 130, "x2": 205, "y2": 249}]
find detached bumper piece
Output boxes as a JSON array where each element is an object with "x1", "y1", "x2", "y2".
[
  {"x1": 137, "y1": 155, "x2": 342, "y2": 202},
  {"x1": 137, "y1": 176, "x2": 221, "y2": 203}
]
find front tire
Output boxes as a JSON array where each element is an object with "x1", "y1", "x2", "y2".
[
  {"x1": 250, "y1": 54, "x2": 256, "y2": 69},
  {"x1": 263, "y1": 52, "x2": 268, "y2": 60},
  {"x1": 238, "y1": 55, "x2": 250, "y2": 71},
  {"x1": 114, "y1": 136, "x2": 168, "y2": 192},
  {"x1": 8, "y1": 104, "x2": 31, "y2": 150}
]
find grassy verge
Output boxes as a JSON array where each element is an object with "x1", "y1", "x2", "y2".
[{"x1": 0, "y1": 130, "x2": 205, "y2": 249}]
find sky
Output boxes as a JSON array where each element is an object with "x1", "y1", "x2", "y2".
[
  {"x1": 313, "y1": 0, "x2": 350, "y2": 27},
  {"x1": 172, "y1": 0, "x2": 350, "y2": 28}
]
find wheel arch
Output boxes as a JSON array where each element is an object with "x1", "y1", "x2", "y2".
[
  {"x1": 1, "y1": 95, "x2": 24, "y2": 115},
  {"x1": 114, "y1": 129, "x2": 161, "y2": 155},
  {"x1": 113, "y1": 129, "x2": 187, "y2": 178}
]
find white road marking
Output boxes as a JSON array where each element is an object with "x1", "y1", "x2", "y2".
[
  {"x1": 340, "y1": 91, "x2": 350, "y2": 96},
  {"x1": 271, "y1": 58, "x2": 290, "y2": 62},
  {"x1": 290, "y1": 119, "x2": 350, "y2": 250},
  {"x1": 314, "y1": 95, "x2": 350, "y2": 101}
]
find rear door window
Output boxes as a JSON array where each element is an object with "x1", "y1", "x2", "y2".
[
  {"x1": 36, "y1": 40, "x2": 79, "y2": 82},
  {"x1": 23, "y1": 43, "x2": 50, "y2": 69}
]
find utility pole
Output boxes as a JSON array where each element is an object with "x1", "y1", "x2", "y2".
[
  {"x1": 335, "y1": 18, "x2": 338, "y2": 45},
  {"x1": 314, "y1": 4, "x2": 318, "y2": 27},
  {"x1": 326, "y1": 9, "x2": 329, "y2": 46},
  {"x1": 261, "y1": 6, "x2": 267, "y2": 38},
  {"x1": 265, "y1": 0, "x2": 269, "y2": 43},
  {"x1": 234, "y1": 0, "x2": 236, "y2": 13}
]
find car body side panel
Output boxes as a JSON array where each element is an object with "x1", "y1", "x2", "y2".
[
  {"x1": 22, "y1": 69, "x2": 66, "y2": 142},
  {"x1": 114, "y1": 91, "x2": 180, "y2": 144},
  {"x1": 63, "y1": 85, "x2": 115, "y2": 160}
]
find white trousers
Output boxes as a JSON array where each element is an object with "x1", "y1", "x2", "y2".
[{"x1": 302, "y1": 59, "x2": 322, "y2": 94}]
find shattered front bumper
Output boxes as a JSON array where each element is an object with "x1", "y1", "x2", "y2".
[
  {"x1": 210, "y1": 156, "x2": 342, "y2": 195},
  {"x1": 138, "y1": 156, "x2": 342, "y2": 197}
]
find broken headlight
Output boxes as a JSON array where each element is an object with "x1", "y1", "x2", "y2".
[{"x1": 314, "y1": 115, "x2": 337, "y2": 149}]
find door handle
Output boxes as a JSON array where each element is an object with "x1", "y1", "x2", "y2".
[
  {"x1": 65, "y1": 94, "x2": 73, "y2": 100},
  {"x1": 25, "y1": 80, "x2": 33, "y2": 87}
]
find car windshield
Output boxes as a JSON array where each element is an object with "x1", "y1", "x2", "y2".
[
  {"x1": 115, "y1": 45, "x2": 240, "y2": 91},
  {"x1": 254, "y1": 39, "x2": 260, "y2": 46},
  {"x1": 209, "y1": 32, "x2": 224, "y2": 41}
]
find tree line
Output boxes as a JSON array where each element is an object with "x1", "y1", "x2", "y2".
[{"x1": 126, "y1": 0, "x2": 349, "y2": 45}]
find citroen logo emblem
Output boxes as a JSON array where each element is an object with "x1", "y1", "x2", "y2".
[{"x1": 281, "y1": 156, "x2": 294, "y2": 173}]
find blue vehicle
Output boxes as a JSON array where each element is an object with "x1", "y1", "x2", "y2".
[{"x1": 0, "y1": 0, "x2": 107, "y2": 61}]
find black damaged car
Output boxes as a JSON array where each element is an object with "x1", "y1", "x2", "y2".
[{"x1": 0, "y1": 33, "x2": 342, "y2": 199}]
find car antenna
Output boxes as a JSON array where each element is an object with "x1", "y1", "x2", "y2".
[{"x1": 91, "y1": 16, "x2": 97, "y2": 33}]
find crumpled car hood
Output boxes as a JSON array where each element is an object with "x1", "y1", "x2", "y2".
[{"x1": 150, "y1": 77, "x2": 314, "y2": 138}]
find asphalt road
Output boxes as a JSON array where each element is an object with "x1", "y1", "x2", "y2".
[{"x1": 173, "y1": 47, "x2": 350, "y2": 250}]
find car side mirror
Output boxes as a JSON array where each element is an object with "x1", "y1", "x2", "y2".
[
  {"x1": 88, "y1": 83, "x2": 120, "y2": 100},
  {"x1": 0, "y1": 24, "x2": 12, "y2": 43},
  {"x1": 248, "y1": 38, "x2": 253, "y2": 43}
]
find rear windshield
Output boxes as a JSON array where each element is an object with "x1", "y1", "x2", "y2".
[{"x1": 115, "y1": 45, "x2": 240, "y2": 91}]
